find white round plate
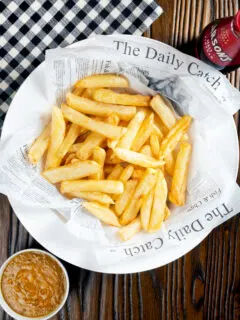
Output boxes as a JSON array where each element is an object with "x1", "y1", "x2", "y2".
[{"x1": 2, "y1": 39, "x2": 239, "y2": 274}]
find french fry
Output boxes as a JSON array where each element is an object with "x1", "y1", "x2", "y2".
[
  {"x1": 42, "y1": 160, "x2": 100, "y2": 183},
  {"x1": 72, "y1": 87, "x2": 84, "y2": 96},
  {"x1": 28, "y1": 122, "x2": 50, "y2": 164},
  {"x1": 151, "y1": 96, "x2": 188, "y2": 142},
  {"x1": 150, "y1": 134, "x2": 160, "y2": 158},
  {"x1": 148, "y1": 170, "x2": 168, "y2": 232},
  {"x1": 107, "y1": 115, "x2": 120, "y2": 149},
  {"x1": 83, "y1": 202, "x2": 120, "y2": 227},
  {"x1": 68, "y1": 191, "x2": 114, "y2": 205},
  {"x1": 93, "y1": 89, "x2": 151, "y2": 107},
  {"x1": 75, "y1": 74, "x2": 129, "y2": 88},
  {"x1": 66, "y1": 93, "x2": 136, "y2": 121},
  {"x1": 77, "y1": 115, "x2": 118, "y2": 160},
  {"x1": 65, "y1": 153, "x2": 77, "y2": 165},
  {"x1": 119, "y1": 165, "x2": 134, "y2": 183},
  {"x1": 152, "y1": 124, "x2": 164, "y2": 140},
  {"x1": 107, "y1": 164, "x2": 123, "y2": 180},
  {"x1": 120, "y1": 169, "x2": 157, "y2": 225},
  {"x1": 116, "y1": 110, "x2": 146, "y2": 149},
  {"x1": 182, "y1": 133, "x2": 189, "y2": 142},
  {"x1": 140, "y1": 145, "x2": 153, "y2": 157},
  {"x1": 80, "y1": 88, "x2": 95, "y2": 99},
  {"x1": 90, "y1": 147, "x2": 106, "y2": 180},
  {"x1": 105, "y1": 149, "x2": 122, "y2": 164},
  {"x1": 114, "y1": 148, "x2": 164, "y2": 168},
  {"x1": 103, "y1": 165, "x2": 115, "y2": 174},
  {"x1": 69, "y1": 143, "x2": 83, "y2": 153},
  {"x1": 62, "y1": 104, "x2": 126, "y2": 140},
  {"x1": 45, "y1": 107, "x2": 66, "y2": 169},
  {"x1": 150, "y1": 95, "x2": 176, "y2": 129},
  {"x1": 154, "y1": 117, "x2": 169, "y2": 136},
  {"x1": 133, "y1": 169, "x2": 156, "y2": 199},
  {"x1": 169, "y1": 142, "x2": 191, "y2": 206},
  {"x1": 70, "y1": 159, "x2": 79, "y2": 164},
  {"x1": 61, "y1": 180, "x2": 124, "y2": 194},
  {"x1": 115, "y1": 180, "x2": 138, "y2": 216},
  {"x1": 107, "y1": 139, "x2": 118, "y2": 149},
  {"x1": 140, "y1": 188, "x2": 154, "y2": 231},
  {"x1": 118, "y1": 217, "x2": 141, "y2": 241},
  {"x1": 77, "y1": 132, "x2": 106, "y2": 161},
  {"x1": 164, "y1": 206, "x2": 171, "y2": 220},
  {"x1": 132, "y1": 169, "x2": 144, "y2": 179},
  {"x1": 131, "y1": 113, "x2": 154, "y2": 151},
  {"x1": 107, "y1": 114, "x2": 120, "y2": 126},
  {"x1": 159, "y1": 115, "x2": 192, "y2": 159},
  {"x1": 56, "y1": 123, "x2": 84, "y2": 166},
  {"x1": 120, "y1": 199, "x2": 143, "y2": 226},
  {"x1": 110, "y1": 164, "x2": 133, "y2": 201},
  {"x1": 67, "y1": 93, "x2": 111, "y2": 117},
  {"x1": 165, "y1": 152, "x2": 175, "y2": 176}
]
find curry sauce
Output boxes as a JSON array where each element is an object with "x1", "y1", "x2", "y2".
[{"x1": 1, "y1": 251, "x2": 66, "y2": 318}]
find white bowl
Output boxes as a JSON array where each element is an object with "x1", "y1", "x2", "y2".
[{"x1": 0, "y1": 249, "x2": 69, "y2": 320}]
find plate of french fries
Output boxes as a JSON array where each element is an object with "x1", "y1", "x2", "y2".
[
  {"x1": 28, "y1": 73, "x2": 192, "y2": 239},
  {"x1": 1, "y1": 37, "x2": 239, "y2": 273}
]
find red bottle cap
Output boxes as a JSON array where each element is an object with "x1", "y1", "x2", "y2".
[{"x1": 233, "y1": 10, "x2": 240, "y2": 37}]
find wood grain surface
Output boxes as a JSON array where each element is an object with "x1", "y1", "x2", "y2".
[{"x1": 0, "y1": 1, "x2": 239, "y2": 319}]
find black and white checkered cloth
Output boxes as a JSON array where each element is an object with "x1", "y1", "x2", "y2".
[{"x1": 0, "y1": 1, "x2": 162, "y2": 128}]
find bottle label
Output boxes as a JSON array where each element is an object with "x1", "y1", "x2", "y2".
[{"x1": 202, "y1": 18, "x2": 240, "y2": 67}]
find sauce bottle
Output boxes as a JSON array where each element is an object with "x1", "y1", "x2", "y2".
[{"x1": 195, "y1": 10, "x2": 240, "y2": 73}]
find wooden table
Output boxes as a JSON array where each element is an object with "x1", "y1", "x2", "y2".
[{"x1": 0, "y1": 1, "x2": 239, "y2": 319}]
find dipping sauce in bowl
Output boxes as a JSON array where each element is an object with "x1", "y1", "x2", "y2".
[{"x1": 0, "y1": 250, "x2": 69, "y2": 319}]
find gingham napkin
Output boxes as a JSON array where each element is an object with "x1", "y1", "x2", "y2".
[{"x1": 0, "y1": 1, "x2": 162, "y2": 128}]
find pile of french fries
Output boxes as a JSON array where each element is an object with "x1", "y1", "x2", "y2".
[{"x1": 28, "y1": 74, "x2": 192, "y2": 241}]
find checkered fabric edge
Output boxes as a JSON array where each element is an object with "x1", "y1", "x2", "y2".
[{"x1": 1, "y1": 0, "x2": 162, "y2": 128}]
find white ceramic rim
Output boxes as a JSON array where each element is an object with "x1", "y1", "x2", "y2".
[
  {"x1": 0, "y1": 249, "x2": 69, "y2": 320},
  {"x1": 1, "y1": 36, "x2": 239, "y2": 274}
]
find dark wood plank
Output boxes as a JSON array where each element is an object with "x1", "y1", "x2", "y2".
[
  {"x1": 151, "y1": 2, "x2": 240, "y2": 320},
  {"x1": 0, "y1": 195, "x2": 10, "y2": 320},
  {"x1": 0, "y1": 1, "x2": 239, "y2": 320}
]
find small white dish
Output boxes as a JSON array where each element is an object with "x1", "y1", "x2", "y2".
[{"x1": 0, "y1": 249, "x2": 69, "y2": 320}]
